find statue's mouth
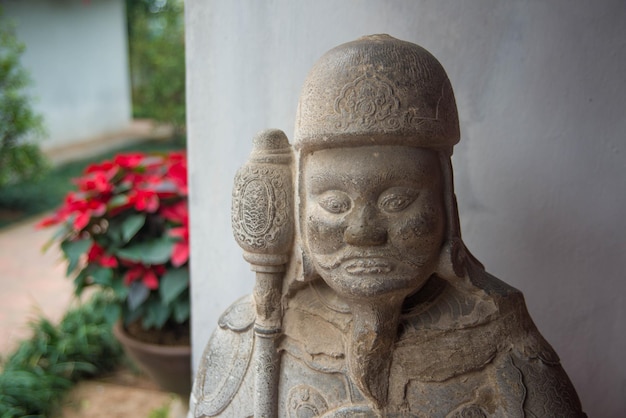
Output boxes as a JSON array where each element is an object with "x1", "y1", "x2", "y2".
[{"x1": 343, "y1": 258, "x2": 393, "y2": 274}]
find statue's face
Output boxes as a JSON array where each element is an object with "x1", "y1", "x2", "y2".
[{"x1": 302, "y1": 146, "x2": 446, "y2": 300}]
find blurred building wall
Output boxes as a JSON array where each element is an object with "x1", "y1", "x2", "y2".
[
  {"x1": 185, "y1": 1, "x2": 626, "y2": 416},
  {"x1": 3, "y1": 0, "x2": 132, "y2": 150}
]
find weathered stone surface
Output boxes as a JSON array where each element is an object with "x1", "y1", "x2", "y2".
[{"x1": 190, "y1": 35, "x2": 585, "y2": 417}]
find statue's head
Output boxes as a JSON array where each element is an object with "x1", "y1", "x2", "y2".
[{"x1": 294, "y1": 35, "x2": 463, "y2": 302}]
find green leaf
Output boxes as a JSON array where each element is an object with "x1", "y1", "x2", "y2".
[
  {"x1": 111, "y1": 277, "x2": 129, "y2": 299},
  {"x1": 115, "y1": 237, "x2": 174, "y2": 264},
  {"x1": 107, "y1": 193, "x2": 129, "y2": 208},
  {"x1": 42, "y1": 223, "x2": 72, "y2": 252},
  {"x1": 144, "y1": 299, "x2": 170, "y2": 329},
  {"x1": 159, "y1": 268, "x2": 189, "y2": 305},
  {"x1": 105, "y1": 219, "x2": 124, "y2": 245},
  {"x1": 90, "y1": 267, "x2": 113, "y2": 287},
  {"x1": 73, "y1": 269, "x2": 89, "y2": 296},
  {"x1": 123, "y1": 305, "x2": 144, "y2": 326},
  {"x1": 61, "y1": 238, "x2": 92, "y2": 276},
  {"x1": 127, "y1": 281, "x2": 150, "y2": 311},
  {"x1": 120, "y1": 214, "x2": 146, "y2": 243},
  {"x1": 173, "y1": 298, "x2": 190, "y2": 323}
]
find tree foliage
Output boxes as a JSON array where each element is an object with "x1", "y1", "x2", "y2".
[
  {"x1": 0, "y1": 7, "x2": 47, "y2": 187},
  {"x1": 127, "y1": 0, "x2": 186, "y2": 137}
]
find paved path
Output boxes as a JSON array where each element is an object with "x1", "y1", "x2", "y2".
[{"x1": 0, "y1": 214, "x2": 74, "y2": 356}]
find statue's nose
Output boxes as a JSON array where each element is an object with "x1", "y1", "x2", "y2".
[{"x1": 344, "y1": 206, "x2": 387, "y2": 246}]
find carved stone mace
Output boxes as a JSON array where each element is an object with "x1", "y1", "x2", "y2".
[{"x1": 231, "y1": 129, "x2": 293, "y2": 418}]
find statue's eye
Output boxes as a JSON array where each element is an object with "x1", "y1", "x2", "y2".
[
  {"x1": 378, "y1": 188, "x2": 418, "y2": 213},
  {"x1": 318, "y1": 191, "x2": 351, "y2": 214}
]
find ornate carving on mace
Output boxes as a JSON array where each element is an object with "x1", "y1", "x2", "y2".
[{"x1": 231, "y1": 129, "x2": 293, "y2": 417}]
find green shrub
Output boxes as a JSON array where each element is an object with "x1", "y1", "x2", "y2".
[
  {"x1": 127, "y1": 0, "x2": 186, "y2": 136},
  {"x1": 0, "y1": 292, "x2": 123, "y2": 417},
  {"x1": 0, "y1": 7, "x2": 48, "y2": 187},
  {"x1": 149, "y1": 402, "x2": 172, "y2": 418}
]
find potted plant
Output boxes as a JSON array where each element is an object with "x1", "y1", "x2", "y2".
[{"x1": 38, "y1": 150, "x2": 191, "y2": 397}]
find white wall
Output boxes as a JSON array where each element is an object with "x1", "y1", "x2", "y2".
[
  {"x1": 3, "y1": 0, "x2": 132, "y2": 149},
  {"x1": 186, "y1": 1, "x2": 626, "y2": 416}
]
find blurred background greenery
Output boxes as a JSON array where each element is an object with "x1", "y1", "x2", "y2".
[
  {"x1": 0, "y1": 7, "x2": 47, "y2": 188},
  {"x1": 127, "y1": 0, "x2": 186, "y2": 137},
  {"x1": 0, "y1": 0, "x2": 186, "y2": 229}
]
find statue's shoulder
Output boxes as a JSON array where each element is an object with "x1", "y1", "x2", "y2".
[
  {"x1": 396, "y1": 273, "x2": 516, "y2": 382},
  {"x1": 397, "y1": 269, "x2": 553, "y2": 372},
  {"x1": 468, "y1": 268, "x2": 587, "y2": 416},
  {"x1": 215, "y1": 294, "x2": 256, "y2": 332},
  {"x1": 190, "y1": 295, "x2": 255, "y2": 418},
  {"x1": 464, "y1": 267, "x2": 557, "y2": 358},
  {"x1": 398, "y1": 271, "x2": 586, "y2": 415}
]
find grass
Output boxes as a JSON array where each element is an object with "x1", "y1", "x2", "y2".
[{"x1": 0, "y1": 137, "x2": 184, "y2": 230}]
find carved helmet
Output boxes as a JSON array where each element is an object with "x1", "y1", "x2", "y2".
[{"x1": 294, "y1": 34, "x2": 460, "y2": 154}]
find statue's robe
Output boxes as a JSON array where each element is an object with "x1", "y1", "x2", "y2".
[{"x1": 190, "y1": 266, "x2": 586, "y2": 417}]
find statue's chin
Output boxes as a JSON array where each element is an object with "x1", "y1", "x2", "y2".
[{"x1": 318, "y1": 260, "x2": 432, "y2": 300}]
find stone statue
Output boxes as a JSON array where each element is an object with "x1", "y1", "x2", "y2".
[{"x1": 190, "y1": 35, "x2": 586, "y2": 417}]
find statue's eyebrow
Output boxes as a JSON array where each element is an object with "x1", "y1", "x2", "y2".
[
  {"x1": 307, "y1": 171, "x2": 407, "y2": 192},
  {"x1": 306, "y1": 173, "x2": 353, "y2": 191},
  {"x1": 308, "y1": 173, "x2": 351, "y2": 184},
  {"x1": 370, "y1": 171, "x2": 397, "y2": 187}
]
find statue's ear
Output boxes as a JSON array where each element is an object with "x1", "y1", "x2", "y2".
[{"x1": 437, "y1": 238, "x2": 466, "y2": 280}]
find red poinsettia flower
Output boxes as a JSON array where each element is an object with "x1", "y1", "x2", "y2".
[
  {"x1": 36, "y1": 213, "x2": 61, "y2": 228},
  {"x1": 114, "y1": 153, "x2": 145, "y2": 169},
  {"x1": 87, "y1": 243, "x2": 118, "y2": 268},
  {"x1": 167, "y1": 160, "x2": 188, "y2": 194},
  {"x1": 63, "y1": 193, "x2": 108, "y2": 230},
  {"x1": 74, "y1": 170, "x2": 115, "y2": 194},
  {"x1": 128, "y1": 189, "x2": 159, "y2": 212},
  {"x1": 170, "y1": 226, "x2": 189, "y2": 268},
  {"x1": 123, "y1": 263, "x2": 166, "y2": 290},
  {"x1": 86, "y1": 159, "x2": 116, "y2": 173},
  {"x1": 167, "y1": 151, "x2": 185, "y2": 163},
  {"x1": 40, "y1": 150, "x2": 190, "y2": 330},
  {"x1": 160, "y1": 200, "x2": 187, "y2": 223},
  {"x1": 120, "y1": 170, "x2": 144, "y2": 187}
]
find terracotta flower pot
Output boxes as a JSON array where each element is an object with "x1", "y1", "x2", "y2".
[{"x1": 113, "y1": 321, "x2": 192, "y2": 399}]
